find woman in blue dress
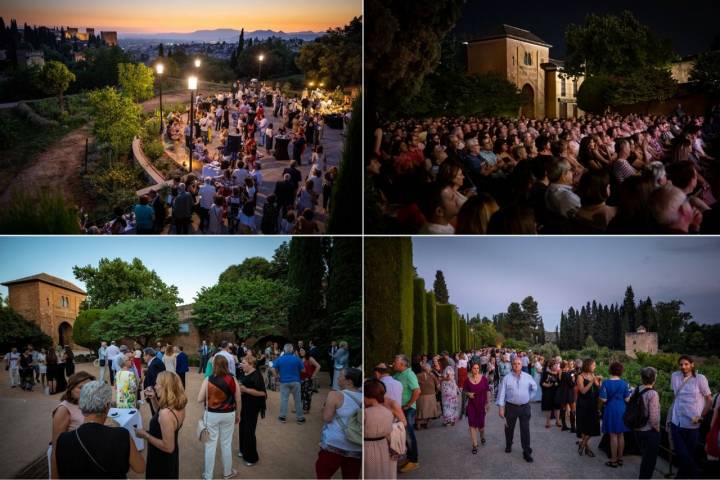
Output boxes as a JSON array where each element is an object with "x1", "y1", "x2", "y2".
[{"x1": 599, "y1": 361, "x2": 632, "y2": 468}]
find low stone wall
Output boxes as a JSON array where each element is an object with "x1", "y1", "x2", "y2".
[{"x1": 132, "y1": 136, "x2": 172, "y2": 196}]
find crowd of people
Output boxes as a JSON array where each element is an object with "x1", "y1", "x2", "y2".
[
  {"x1": 86, "y1": 81, "x2": 345, "y2": 235},
  {"x1": 4, "y1": 335, "x2": 358, "y2": 479},
  {"x1": 368, "y1": 105, "x2": 720, "y2": 234},
  {"x1": 364, "y1": 347, "x2": 720, "y2": 479}
]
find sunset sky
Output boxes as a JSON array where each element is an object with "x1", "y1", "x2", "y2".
[{"x1": 2, "y1": 0, "x2": 360, "y2": 34}]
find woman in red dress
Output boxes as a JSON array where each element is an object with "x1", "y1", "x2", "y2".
[{"x1": 463, "y1": 362, "x2": 491, "y2": 454}]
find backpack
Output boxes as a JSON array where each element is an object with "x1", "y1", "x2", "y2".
[
  {"x1": 335, "y1": 391, "x2": 362, "y2": 446},
  {"x1": 623, "y1": 387, "x2": 653, "y2": 429}
]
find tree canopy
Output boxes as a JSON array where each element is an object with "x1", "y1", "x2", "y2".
[
  {"x1": 192, "y1": 277, "x2": 298, "y2": 341},
  {"x1": 433, "y1": 270, "x2": 449, "y2": 304},
  {"x1": 73, "y1": 257, "x2": 181, "y2": 310},
  {"x1": 118, "y1": 62, "x2": 155, "y2": 102},
  {"x1": 92, "y1": 298, "x2": 179, "y2": 348},
  {"x1": 287, "y1": 237, "x2": 326, "y2": 340},
  {"x1": 34, "y1": 60, "x2": 75, "y2": 110},
  {"x1": 72, "y1": 309, "x2": 104, "y2": 350},
  {"x1": 87, "y1": 86, "x2": 142, "y2": 158},
  {"x1": 218, "y1": 257, "x2": 274, "y2": 283},
  {"x1": 690, "y1": 50, "x2": 720, "y2": 96},
  {"x1": 296, "y1": 17, "x2": 361, "y2": 88},
  {"x1": 0, "y1": 305, "x2": 52, "y2": 351}
]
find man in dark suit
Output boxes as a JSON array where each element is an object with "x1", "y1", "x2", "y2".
[
  {"x1": 149, "y1": 190, "x2": 166, "y2": 233},
  {"x1": 176, "y1": 346, "x2": 189, "y2": 389},
  {"x1": 282, "y1": 162, "x2": 302, "y2": 191},
  {"x1": 143, "y1": 347, "x2": 166, "y2": 415},
  {"x1": 275, "y1": 173, "x2": 296, "y2": 216}
]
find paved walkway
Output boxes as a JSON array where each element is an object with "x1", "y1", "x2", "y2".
[
  {"x1": 0, "y1": 364, "x2": 334, "y2": 478},
  {"x1": 402, "y1": 399, "x2": 669, "y2": 479}
]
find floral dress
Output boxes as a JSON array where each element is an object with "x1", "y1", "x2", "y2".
[
  {"x1": 441, "y1": 366, "x2": 460, "y2": 424},
  {"x1": 116, "y1": 369, "x2": 138, "y2": 408}
]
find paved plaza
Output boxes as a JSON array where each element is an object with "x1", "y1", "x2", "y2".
[{"x1": 0, "y1": 363, "x2": 334, "y2": 478}]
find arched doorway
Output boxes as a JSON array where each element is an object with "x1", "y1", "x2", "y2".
[
  {"x1": 520, "y1": 84, "x2": 535, "y2": 117},
  {"x1": 58, "y1": 322, "x2": 73, "y2": 347}
]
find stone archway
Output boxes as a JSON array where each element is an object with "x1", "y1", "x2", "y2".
[
  {"x1": 58, "y1": 322, "x2": 73, "y2": 347},
  {"x1": 521, "y1": 83, "x2": 535, "y2": 117}
]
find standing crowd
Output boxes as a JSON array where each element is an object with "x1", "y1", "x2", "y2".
[{"x1": 365, "y1": 346, "x2": 720, "y2": 479}]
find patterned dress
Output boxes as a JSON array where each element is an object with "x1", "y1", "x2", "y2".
[
  {"x1": 441, "y1": 367, "x2": 460, "y2": 424},
  {"x1": 115, "y1": 369, "x2": 138, "y2": 408}
]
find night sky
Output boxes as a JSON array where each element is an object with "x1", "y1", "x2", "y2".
[
  {"x1": 412, "y1": 237, "x2": 720, "y2": 332},
  {"x1": 454, "y1": 0, "x2": 720, "y2": 58}
]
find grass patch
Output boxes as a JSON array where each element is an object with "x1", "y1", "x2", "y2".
[{"x1": 0, "y1": 189, "x2": 81, "y2": 234}]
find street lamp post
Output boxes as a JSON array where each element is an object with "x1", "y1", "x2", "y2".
[
  {"x1": 156, "y1": 63, "x2": 164, "y2": 134},
  {"x1": 257, "y1": 54, "x2": 264, "y2": 79},
  {"x1": 194, "y1": 58, "x2": 201, "y2": 69},
  {"x1": 188, "y1": 75, "x2": 198, "y2": 173}
]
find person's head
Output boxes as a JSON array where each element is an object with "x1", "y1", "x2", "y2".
[
  {"x1": 299, "y1": 347, "x2": 307, "y2": 358},
  {"x1": 470, "y1": 362, "x2": 480, "y2": 376},
  {"x1": 393, "y1": 354, "x2": 409, "y2": 372},
  {"x1": 648, "y1": 184, "x2": 693, "y2": 232},
  {"x1": 547, "y1": 158, "x2": 573, "y2": 185},
  {"x1": 456, "y1": 192, "x2": 500, "y2": 234},
  {"x1": 339, "y1": 368, "x2": 362, "y2": 389},
  {"x1": 165, "y1": 344, "x2": 174, "y2": 356},
  {"x1": 78, "y1": 381, "x2": 112, "y2": 417},
  {"x1": 339, "y1": 341, "x2": 348, "y2": 350},
  {"x1": 616, "y1": 138, "x2": 630, "y2": 159},
  {"x1": 646, "y1": 161, "x2": 668, "y2": 188},
  {"x1": 241, "y1": 355, "x2": 257, "y2": 373},
  {"x1": 609, "y1": 361, "x2": 624, "y2": 377},
  {"x1": 437, "y1": 161, "x2": 465, "y2": 189},
  {"x1": 212, "y1": 353, "x2": 230, "y2": 377},
  {"x1": 420, "y1": 182, "x2": 461, "y2": 225},
  {"x1": 678, "y1": 355, "x2": 696, "y2": 377},
  {"x1": 487, "y1": 205, "x2": 536, "y2": 234},
  {"x1": 155, "y1": 371, "x2": 188, "y2": 410},
  {"x1": 283, "y1": 343, "x2": 294, "y2": 355},
  {"x1": 640, "y1": 366, "x2": 657, "y2": 386},
  {"x1": 511, "y1": 357, "x2": 522, "y2": 373},
  {"x1": 143, "y1": 347, "x2": 156, "y2": 364},
  {"x1": 121, "y1": 355, "x2": 133, "y2": 370},
  {"x1": 62, "y1": 371, "x2": 96, "y2": 404},
  {"x1": 219, "y1": 340, "x2": 229, "y2": 351},
  {"x1": 577, "y1": 170, "x2": 610, "y2": 207},
  {"x1": 364, "y1": 378, "x2": 386, "y2": 405},
  {"x1": 666, "y1": 160, "x2": 697, "y2": 193}
]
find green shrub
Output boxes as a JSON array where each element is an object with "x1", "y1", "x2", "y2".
[
  {"x1": 426, "y1": 292, "x2": 437, "y2": 354},
  {"x1": 0, "y1": 189, "x2": 81, "y2": 234},
  {"x1": 503, "y1": 338, "x2": 531, "y2": 351},
  {"x1": 144, "y1": 139, "x2": 165, "y2": 161}
]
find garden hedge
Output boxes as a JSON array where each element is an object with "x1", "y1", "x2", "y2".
[
  {"x1": 412, "y1": 278, "x2": 427, "y2": 357},
  {"x1": 364, "y1": 237, "x2": 414, "y2": 375},
  {"x1": 426, "y1": 292, "x2": 437, "y2": 354},
  {"x1": 436, "y1": 304, "x2": 454, "y2": 353}
]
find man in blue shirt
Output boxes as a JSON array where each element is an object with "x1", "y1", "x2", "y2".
[
  {"x1": 497, "y1": 357, "x2": 538, "y2": 462},
  {"x1": 274, "y1": 343, "x2": 305, "y2": 424}
]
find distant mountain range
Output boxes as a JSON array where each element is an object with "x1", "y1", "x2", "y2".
[{"x1": 119, "y1": 28, "x2": 323, "y2": 42}]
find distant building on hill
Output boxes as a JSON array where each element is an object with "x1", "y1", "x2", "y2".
[
  {"x1": 101, "y1": 31, "x2": 118, "y2": 46},
  {"x1": 15, "y1": 49, "x2": 45, "y2": 67},
  {"x1": 625, "y1": 326, "x2": 658, "y2": 358}
]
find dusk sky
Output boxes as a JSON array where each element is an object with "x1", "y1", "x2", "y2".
[
  {"x1": 412, "y1": 237, "x2": 720, "y2": 331},
  {"x1": 455, "y1": 0, "x2": 720, "y2": 58},
  {"x1": 2, "y1": 0, "x2": 360, "y2": 34},
  {"x1": 0, "y1": 237, "x2": 287, "y2": 305}
]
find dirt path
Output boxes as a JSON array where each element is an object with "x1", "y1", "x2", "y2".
[{"x1": 0, "y1": 125, "x2": 94, "y2": 208}]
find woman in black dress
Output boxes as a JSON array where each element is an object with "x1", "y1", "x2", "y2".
[
  {"x1": 46, "y1": 348, "x2": 58, "y2": 394},
  {"x1": 238, "y1": 356, "x2": 267, "y2": 466},
  {"x1": 56, "y1": 348, "x2": 68, "y2": 393},
  {"x1": 137, "y1": 371, "x2": 187, "y2": 479},
  {"x1": 541, "y1": 360, "x2": 561, "y2": 428},
  {"x1": 556, "y1": 360, "x2": 577, "y2": 432},
  {"x1": 575, "y1": 359, "x2": 602, "y2": 457}
]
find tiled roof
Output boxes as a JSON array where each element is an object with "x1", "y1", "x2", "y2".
[
  {"x1": 2, "y1": 273, "x2": 86, "y2": 294},
  {"x1": 469, "y1": 24, "x2": 552, "y2": 48}
]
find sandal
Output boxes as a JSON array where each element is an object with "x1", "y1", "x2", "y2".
[
  {"x1": 617, "y1": 459, "x2": 623, "y2": 466},
  {"x1": 472, "y1": 446, "x2": 478, "y2": 454},
  {"x1": 605, "y1": 461, "x2": 618, "y2": 468},
  {"x1": 585, "y1": 448, "x2": 595, "y2": 458},
  {"x1": 481, "y1": 438, "x2": 486, "y2": 445},
  {"x1": 545, "y1": 423, "x2": 550, "y2": 428},
  {"x1": 578, "y1": 444, "x2": 584, "y2": 455}
]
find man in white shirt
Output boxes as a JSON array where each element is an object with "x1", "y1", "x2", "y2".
[
  {"x1": 215, "y1": 341, "x2": 236, "y2": 377},
  {"x1": 419, "y1": 183, "x2": 461, "y2": 234},
  {"x1": 6, "y1": 347, "x2": 21, "y2": 387},
  {"x1": 373, "y1": 363, "x2": 403, "y2": 405},
  {"x1": 198, "y1": 177, "x2": 216, "y2": 233},
  {"x1": 105, "y1": 341, "x2": 120, "y2": 386},
  {"x1": 232, "y1": 163, "x2": 249, "y2": 186},
  {"x1": 545, "y1": 158, "x2": 581, "y2": 218}
]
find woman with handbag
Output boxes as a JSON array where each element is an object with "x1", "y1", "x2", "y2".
[
  {"x1": 364, "y1": 378, "x2": 407, "y2": 479},
  {"x1": 315, "y1": 368, "x2": 363, "y2": 479},
  {"x1": 197, "y1": 355, "x2": 240, "y2": 480}
]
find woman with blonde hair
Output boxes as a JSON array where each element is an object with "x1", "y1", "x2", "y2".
[
  {"x1": 163, "y1": 344, "x2": 177, "y2": 374},
  {"x1": 136, "y1": 371, "x2": 187, "y2": 479},
  {"x1": 115, "y1": 354, "x2": 138, "y2": 408}
]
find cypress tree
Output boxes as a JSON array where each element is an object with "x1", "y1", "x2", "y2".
[
  {"x1": 325, "y1": 237, "x2": 361, "y2": 317},
  {"x1": 622, "y1": 285, "x2": 637, "y2": 334},
  {"x1": 158, "y1": 43, "x2": 164, "y2": 57},
  {"x1": 433, "y1": 270, "x2": 449, "y2": 304},
  {"x1": 287, "y1": 237, "x2": 325, "y2": 340},
  {"x1": 238, "y1": 28, "x2": 245, "y2": 52}
]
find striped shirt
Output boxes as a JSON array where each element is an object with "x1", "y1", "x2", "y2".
[{"x1": 612, "y1": 158, "x2": 637, "y2": 183}]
